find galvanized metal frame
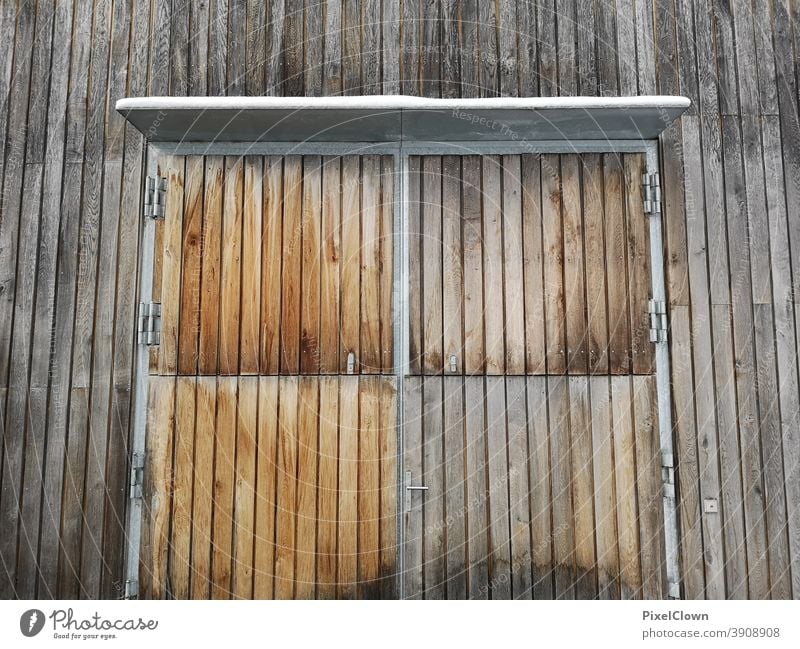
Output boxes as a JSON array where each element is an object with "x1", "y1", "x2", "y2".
[{"x1": 128, "y1": 137, "x2": 681, "y2": 601}]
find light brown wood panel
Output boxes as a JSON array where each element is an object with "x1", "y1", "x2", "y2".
[
  {"x1": 407, "y1": 154, "x2": 652, "y2": 376},
  {"x1": 155, "y1": 154, "x2": 394, "y2": 376},
  {"x1": 141, "y1": 375, "x2": 397, "y2": 599},
  {"x1": 405, "y1": 375, "x2": 662, "y2": 599}
]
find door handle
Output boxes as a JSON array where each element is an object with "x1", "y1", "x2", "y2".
[{"x1": 405, "y1": 470, "x2": 428, "y2": 512}]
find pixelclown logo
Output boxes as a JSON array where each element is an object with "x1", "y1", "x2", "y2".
[{"x1": 20, "y1": 609, "x2": 45, "y2": 637}]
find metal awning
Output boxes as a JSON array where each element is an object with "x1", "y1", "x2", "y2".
[{"x1": 116, "y1": 95, "x2": 690, "y2": 143}]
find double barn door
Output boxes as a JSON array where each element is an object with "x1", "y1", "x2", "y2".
[{"x1": 139, "y1": 151, "x2": 667, "y2": 599}]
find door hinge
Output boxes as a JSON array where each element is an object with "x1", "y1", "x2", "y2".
[
  {"x1": 642, "y1": 172, "x2": 662, "y2": 215},
  {"x1": 661, "y1": 451, "x2": 676, "y2": 499},
  {"x1": 124, "y1": 579, "x2": 139, "y2": 600},
  {"x1": 648, "y1": 299, "x2": 668, "y2": 343},
  {"x1": 137, "y1": 302, "x2": 162, "y2": 346},
  {"x1": 129, "y1": 452, "x2": 145, "y2": 500},
  {"x1": 143, "y1": 175, "x2": 167, "y2": 219}
]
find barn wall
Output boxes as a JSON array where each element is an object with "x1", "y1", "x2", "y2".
[{"x1": 0, "y1": 0, "x2": 798, "y2": 599}]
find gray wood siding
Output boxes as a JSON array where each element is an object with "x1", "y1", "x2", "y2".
[{"x1": 0, "y1": 0, "x2": 798, "y2": 599}]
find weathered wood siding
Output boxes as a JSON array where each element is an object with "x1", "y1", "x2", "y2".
[{"x1": 0, "y1": 0, "x2": 798, "y2": 599}]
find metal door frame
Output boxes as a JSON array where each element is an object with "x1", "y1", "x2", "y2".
[{"x1": 126, "y1": 138, "x2": 680, "y2": 600}]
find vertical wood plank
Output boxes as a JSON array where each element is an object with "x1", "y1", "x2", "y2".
[
  {"x1": 340, "y1": 157, "x2": 361, "y2": 373},
  {"x1": 274, "y1": 377, "x2": 298, "y2": 598},
  {"x1": 542, "y1": 156, "x2": 566, "y2": 374},
  {"x1": 320, "y1": 157, "x2": 341, "y2": 373},
  {"x1": 240, "y1": 158, "x2": 263, "y2": 374},
  {"x1": 300, "y1": 156, "x2": 322, "y2": 374},
  {"x1": 219, "y1": 157, "x2": 244, "y2": 375},
  {"x1": 443, "y1": 376, "x2": 467, "y2": 598},
  {"x1": 485, "y1": 377, "x2": 511, "y2": 598},
  {"x1": 317, "y1": 376, "x2": 339, "y2": 598},
  {"x1": 422, "y1": 156, "x2": 443, "y2": 374},
  {"x1": 199, "y1": 157, "x2": 224, "y2": 375},
  {"x1": 211, "y1": 377, "x2": 237, "y2": 599},
  {"x1": 280, "y1": 157, "x2": 303, "y2": 374},
  {"x1": 295, "y1": 377, "x2": 319, "y2": 598},
  {"x1": 361, "y1": 156, "x2": 382, "y2": 373},
  {"x1": 379, "y1": 377, "x2": 398, "y2": 597},
  {"x1": 337, "y1": 376, "x2": 359, "y2": 597},
  {"x1": 522, "y1": 155, "x2": 546, "y2": 374},
  {"x1": 253, "y1": 377, "x2": 279, "y2": 599},
  {"x1": 358, "y1": 377, "x2": 381, "y2": 596},
  {"x1": 261, "y1": 157, "x2": 283, "y2": 374},
  {"x1": 502, "y1": 156, "x2": 526, "y2": 374},
  {"x1": 403, "y1": 377, "x2": 424, "y2": 598},
  {"x1": 462, "y1": 156, "x2": 484, "y2": 374},
  {"x1": 233, "y1": 378, "x2": 257, "y2": 599},
  {"x1": 528, "y1": 377, "x2": 553, "y2": 599},
  {"x1": 442, "y1": 156, "x2": 463, "y2": 374},
  {"x1": 482, "y1": 157, "x2": 505, "y2": 374},
  {"x1": 464, "y1": 378, "x2": 488, "y2": 598},
  {"x1": 407, "y1": 157, "x2": 423, "y2": 373},
  {"x1": 170, "y1": 377, "x2": 196, "y2": 599},
  {"x1": 191, "y1": 378, "x2": 216, "y2": 599},
  {"x1": 422, "y1": 377, "x2": 445, "y2": 597},
  {"x1": 178, "y1": 157, "x2": 204, "y2": 375},
  {"x1": 379, "y1": 156, "x2": 394, "y2": 372},
  {"x1": 562, "y1": 156, "x2": 588, "y2": 374}
]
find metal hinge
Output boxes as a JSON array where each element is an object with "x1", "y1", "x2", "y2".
[
  {"x1": 124, "y1": 579, "x2": 139, "y2": 600},
  {"x1": 648, "y1": 299, "x2": 668, "y2": 343},
  {"x1": 137, "y1": 302, "x2": 161, "y2": 345},
  {"x1": 129, "y1": 452, "x2": 145, "y2": 500},
  {"x1": 661, "y1": 451, "x2": 676, "y2": 499},
  {"x1": 642, "y1": 172, "x2": 662, "y2": 215},
  {"x1": 143, "y1": 175, "x2": 167, "y2": 219}
]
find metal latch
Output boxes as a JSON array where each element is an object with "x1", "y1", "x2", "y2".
[
  {"x1": 129, "y1": 452, "x2": 145, "y2": 500},
  {"x1": 448, "y1": 354, "x2": 458, "y2": 373},
  {"x1": 404, "y1": 470, "x2": 428, "y2": 512},
  {"x1": 137, "y1": 302, "x2": 162, "y2": 345},
  {"x1": 346, "y1": 352, "x2": 356, "y2": 374},
  {"x1": 642, "y1": 172, "x2": 662, "y2": 215},
  {"x1": 144, "y1": 176, "x2": 167, "y2": 219},
  {"x1": 661, "y1": 452, "x2": 676, "y2": 499},
  {"x1": 648, "y1": 299, "x2": 668, "y2": 343}
]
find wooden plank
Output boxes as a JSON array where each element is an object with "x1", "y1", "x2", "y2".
[
  {"x1": 211, "y1": 377, "x2": 237, "y2": 599},
  {"x1": 379, "y1": 156, "x2": 394, "y2": 372},
  {"x1": 528, "y1": 377, "x2": 553, "y2": 599},
  {"x1": 461, "y1": 156, "x2": 485, "y2": 374},
  {"x1": 562, "y1": 156, "x2": 587, "y2": 374},
  {"x1": 283, "y1": 0, "x2": 302, "y2": 95},
  {"x1": 361, "y1": 156, "x2": 382, "y2": 373},
  {"x1": 400, "y1": 0, "x2": 419, "y2": 95},
  {"x1": 459, "y1": 0, "x2": 479, "y2": 97},
  {"x1": 498, "y1": 0, "x2": 518, "y2": 95},
  {"x1": 340, "y1": 156, "x2": 361, "y2": 373},
  {"x1": 443, "y1": 376, "x2": 467, "y2": 598},
  {"x1": 320, "y1": 157, "x2": 341, "y2": 373},
  {"x1": 482, "y1": 157, "x2": 505, "y2": 374},
  {"x1": 261, "y1": 157, "x2": 283, "y2": 374},
  {"x1": 555, "y1": 0, "x2": 577, "y2": 95},
  {"x1": 295, "y1": 377, "x2": 319, "y2": 598},
  {"x1": 408, "y1": 157, "x2": 423, "y2": 374},
  {"x1": 199, "y1": 156, "x2": 223, "y2": 375},
  {"x1": 485, "y1": 377, "x2": 511, "y2": 598},
  {"x1": 623, "y1": 155, "x2": 652, "y2": 375},
  {"x1": 358, "y1": 377, "x2": 381, "y2": 597},
  {"x1": 233, "y1": 378, "x2": 257, "y2": 599},
  {"x1": 219, "y1": 157, "x2": 244, "y2": 375},
  {"x1": 342, "y1": 0, "x2": 361, "y2": 94},
  {"x1": 542, "y1": 155, "x2": 566, "y2": 373},
  {"x1": 245, "y1": 0, "x2": 266, "y2": 94},
  {"x1": 581, "y1": 155, "x2": 609, "y2": 373},
  {"x1": 178, "y1": 156, "x2": 204, "y2": 375},
  {"x1": 422, "y1": 156, "x2": 443, "y2": 374},
  {"x1": 240, "y1": 157, "x2": 263, "y2": 374},
  {"x1": 323, "y1": 0, "x2": 343, "y2": 95},
  {"x1": 274, "y1": 376, "x2": 298, "y2": 599},
  {"x1": 502, "y1": 156, "x2": 526, "y2": 374},
  {"x1": 170, "y1": 377, "x2": 196, "y2": 599},
  {"x1": 610, "y1": 376, "x2": 642, "y2": 599},
  {"x1": 191, "y1": 377, "x2": 216, "y2": 598},
  {"x1": 317, "y1": 376, "x2": 339, "y2": 598},
  {"x1": 140, "y1": 377, "x2": 175, "y2": 599},
  {"x1": 338, "y1": 376, "x2": 359, "y2": 598},
  {"x1": 361, "y1": 0, "x2": 380, "y2": 93},
  {"x1": 381, "y1": 0, "x2": 400, "y2": 93},
  {"x1": 420, "y1": 0, "x2": 441, "y2": 96},
  {"x1": 522, "y1": 155, "x2": 546, "y2": 374},
  {"x1": 441, "y1": 0, "x2": 460, "y2": 97},
  {"x1": 303, "y1": 0, "x2": 323, "y2": 94},
  {"x1": 548, "y1": 376, "x2": 575, "y2": 598},
  {"x1": 300, "y1": 156, "x2": 322, "y2": 374},
  {"x1": 569, "y1": 377, "x2": 597, "y2": 599},
  {"x1": 589, "y1": 377, "x2": 620, "y2": 599},
  {"x1": 422, "y1": 377, "x2": 445, "y2": 597},
  {"x1": 265, "y1": 0, "x2": 285, "y2": 94},
  {"x1": 464, "y1": 378, "x2": 488, "y2": 598},
  {"x1": 189, "y1": 0, "x2": 209, "y2": 94},
  {"x1": 442, "y1": 156, "x2": 463, "y2": 373},
  {"x1": 506, "y1": 377, "x2": 532, "y2": 598},
  {"x1": 403, "y1": 377, "x2": 424, "y2": 598},
  {"x1": 280, "y1": 157, "x2": 303, "y2": 374},
  {"x1": 632, "y1": 376, "x2": 665, "y2": 599},
  {"x1": 477, "y1": 0, "x2": 497, "y2": 95},
  {"x1": 254, "y1": 377, "x2": 279, "y2": 599},
  {"x1": 603, "y1": 154, "x2": 631, "y2": 374},
  {"x1": 378, "y1": 377, "x2": 398, "y2": 597}
]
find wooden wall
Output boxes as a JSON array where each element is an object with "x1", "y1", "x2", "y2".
[{"x1": 0, "y1": 0, "x2": 798, "y2": 599}]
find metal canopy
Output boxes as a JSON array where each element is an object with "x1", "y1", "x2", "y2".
[{"x1": 116, "y1": 95, "x2": 690, "y2": 143}]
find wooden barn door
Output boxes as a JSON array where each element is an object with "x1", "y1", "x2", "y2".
[
  {"x1": 139, "y1": 154, "x2": 399, "y2": 599},
  {"x1": 403, "y1": 154, "x2": 667, "y2": 599}
]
